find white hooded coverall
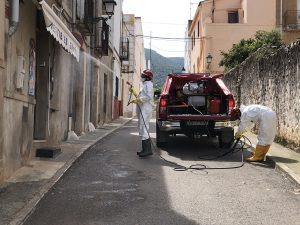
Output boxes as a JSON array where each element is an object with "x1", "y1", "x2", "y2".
[
  {"x1": 137, "y1": 81, "x2": 154, "y2": 140},
  {"x1": 237, "y1": 104, "x2": 277, "y2": 145}
]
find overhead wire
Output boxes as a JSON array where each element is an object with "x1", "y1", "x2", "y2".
[
  {"x1": 123, "y1": 20, "x2": 204, "y2": 41},
  {"x1": 141, "y1": 21, "x2": 188, "y2": 26},
  {"x1": 150, "y1": 44, "x2": 185, "y2": 53},
  {"x1": 136, "y1": 34, "x2": 205, "y2": 41},
  {"x1": 123, "y1": 22, "x2": 187, "y2": 67}
]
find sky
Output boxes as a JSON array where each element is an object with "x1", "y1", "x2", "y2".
[{"x1": 122, "y1": 0, "x2": 199, "y2": 58}]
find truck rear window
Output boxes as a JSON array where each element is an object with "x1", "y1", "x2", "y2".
[{"x1": 166, "y1": 76, "x2": 231, "y2": 116}]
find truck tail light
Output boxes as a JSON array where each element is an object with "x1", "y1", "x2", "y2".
[
  {"x1": 160, "y1": 98, "x2": 167, "y2": 107},
  {"x1": 159, "y1": 96, "x2": 168, "y2": 119},
  {"x1": 228, "y1": 98, "x2": 235, "y2": 113}
]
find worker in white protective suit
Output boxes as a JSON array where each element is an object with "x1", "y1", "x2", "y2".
[
  {"x1": 129, "y1": 69, "x2": 154, "y2": 157},
  {"x1": 235, "y1": 104, "x2": 277, "y2": 162}
]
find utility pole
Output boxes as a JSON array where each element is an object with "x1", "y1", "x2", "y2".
[{"x1": 149, "y1": 31, "x2": 152, "y2": 70}]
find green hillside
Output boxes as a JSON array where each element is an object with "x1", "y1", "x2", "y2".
[{"x1": 145, "y1": 48, "x2": 184, "y2": 90}]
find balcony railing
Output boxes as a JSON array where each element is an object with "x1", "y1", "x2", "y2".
[
  {"x1": 283, "y1": 10, "x2": 300, "y2": 31},
  {"x1": 120, "y1": 37, "x2": 129, "y2": 60}
]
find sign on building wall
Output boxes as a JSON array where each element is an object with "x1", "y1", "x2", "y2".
[{"x1": 28, "y1": 39, "x2": 36, "y2": 96}]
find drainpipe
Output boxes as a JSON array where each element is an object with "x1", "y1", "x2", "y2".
[
  {"x1": 8, "y1": 0, "x2": 20, "y2": 36},
  {"x1": 280, "y1": 0, "x2": 283, "y2": 33},
  {"x1": 212, "y1": 0, "x2": 215, "y2": 23},
  {"x1": 67, "y1": 0, "x2": 78, "y2": 139},
  {"x1": 89, "y1": 0, "x2": 96, "y2": 126}
]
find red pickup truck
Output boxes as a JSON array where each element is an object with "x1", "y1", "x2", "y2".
[{"x1": 156, "y1": 73, "x2": 237, "y2": 148}]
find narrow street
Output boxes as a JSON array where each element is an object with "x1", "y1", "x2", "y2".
[
  {"x1": 1, "y1": 1, "x2": 300, "y2": 225},
  {"x1": 24, "y1": 119, "x2": 300, "y2": 225}
]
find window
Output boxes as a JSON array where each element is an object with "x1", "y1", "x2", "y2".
[
  {"x1": 197, "y1": 21, "x2": 200, "y2": 37},
  {"x1": 193, "y1": 31, "x2": 195, "y2": 46},
  {"x1": 228, "y1": 11, "x2": 239, "y2": 23}
]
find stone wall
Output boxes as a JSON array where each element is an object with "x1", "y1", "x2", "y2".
[
  {"x1": 223, "y1": 42, "x2": 300, "y2": 152},
  {"x1": 2, "y1": 2, "x2": 37, "y2": 179}
]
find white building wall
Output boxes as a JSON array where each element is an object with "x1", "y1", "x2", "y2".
[
  {"x1": 111, "y1": 0, "x2": 122, "y2": 118},
  {"x1": 122, "y1": 14, "x2": 135, "y2": 117},
  {"x1": 121, "y1": 15, "x2": 146, "y2": 118},
  {"x1": 133, "y1": 17, "x2": 146, "y2": 94},
  {"x1": 112, "y1": 0, "x2": 122, "y2": 99},
  {"x1": 184, "y1": 22, "x2": 191, "y2": 73}
]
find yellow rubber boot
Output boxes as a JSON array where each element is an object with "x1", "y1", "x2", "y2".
[{"x1": 246, "y1": 145, "x2": 270, "y2": 162}]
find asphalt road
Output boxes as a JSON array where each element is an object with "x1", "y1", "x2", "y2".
[{"x1": 24, "y1": 118, "x2": 300, "y2": 225}]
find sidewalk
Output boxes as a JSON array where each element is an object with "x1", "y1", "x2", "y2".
[
  {"x1": 0, "y1": 117, "x2": 132, "y2": 225},
  {"x1": 0, "y1": 120, "x2": 299, "y2": 225},
  {"x1": 245, "y1": 132, "x2": 300, "y2": 187}
]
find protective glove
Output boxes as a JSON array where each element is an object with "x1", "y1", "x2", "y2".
[
  {"x1": 129, "y1": 87, "x2": 138, "y2": 98},
  {"x1": 234, "y1": 131, "x2": 243, "y2": 139},
  {"x1": 130, "y1": 98, "x2": 141, "y2": 104}
]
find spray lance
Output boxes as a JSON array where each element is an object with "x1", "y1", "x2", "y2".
[{"x1": 126, "y1": 81, "x2": 139, "y2": 106}]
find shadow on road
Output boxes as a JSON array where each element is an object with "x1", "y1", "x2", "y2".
[
  {"x1": 24, "y1": 119, "x2": 200, "y2": 225},
  {"x1": 157, "y1": 134, "x2": 252, "y2": 163}
]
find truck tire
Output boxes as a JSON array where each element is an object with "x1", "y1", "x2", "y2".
[
  {"x1": 218, "y1": 127, "x2": 234, "y2": 148},
  {"x1": 156, "y1": 123, "x2": 168, "y2": 147}
]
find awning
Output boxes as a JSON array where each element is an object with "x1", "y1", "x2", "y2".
[{"x1": 39, "y1": 0, "x2": 80, "y2": 62}]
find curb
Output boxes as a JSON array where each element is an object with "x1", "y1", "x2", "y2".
[
  {"x1": 8, "y1": 118, "x2": 132, "y2": 225},
  {"x1": 247, "y1": 141, "x2": 300, "y2": 188},
  {"x1": 273, "y1": 161, "x2": 300, "y2": 188}
]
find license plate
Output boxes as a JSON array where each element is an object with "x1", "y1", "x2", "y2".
[{"x1": 186, "y1": 121, "x2": 208, "y2": 126}]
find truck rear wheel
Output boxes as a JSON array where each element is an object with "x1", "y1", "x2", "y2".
[
  {"x1": 218, "y1": 127, "x2": 234, "y2": 148},
  {"x1": 156, "y1": 123, "x2": 168, "y2": 147}
]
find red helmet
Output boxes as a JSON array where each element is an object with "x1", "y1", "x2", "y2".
[{"x1": 142, "y1": 69, "x2": 153, "y2": 79}]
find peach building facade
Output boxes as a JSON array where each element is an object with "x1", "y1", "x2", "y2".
[
  {"x1": 280, "y1": 0, "x2": 300, "y2": 43},
  {"x1": 188, "y1": 0, "x2": 277, "y2": 73}
]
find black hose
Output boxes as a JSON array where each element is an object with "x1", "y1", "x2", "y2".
[{"x1": 136, "y1": 103, "x2": 250, "y2": 172}]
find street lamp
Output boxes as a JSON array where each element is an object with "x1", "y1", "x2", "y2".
[
  {"x1": 92, "y1": 0, "x2": 117, "y2": 23},
  {"x1": 206, "y1": 53, "x2": 213, "y2": 72},
  {"x1": 103, "y1": 0, "x2": 117, "y2": 18},
  {"x1": 206, "y1": 53, "x2": 213, "y2": 64}
]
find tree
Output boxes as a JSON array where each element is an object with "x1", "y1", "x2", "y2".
[{"x1": 219, "y1": 30, "x2": 282, "y2": 71}]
